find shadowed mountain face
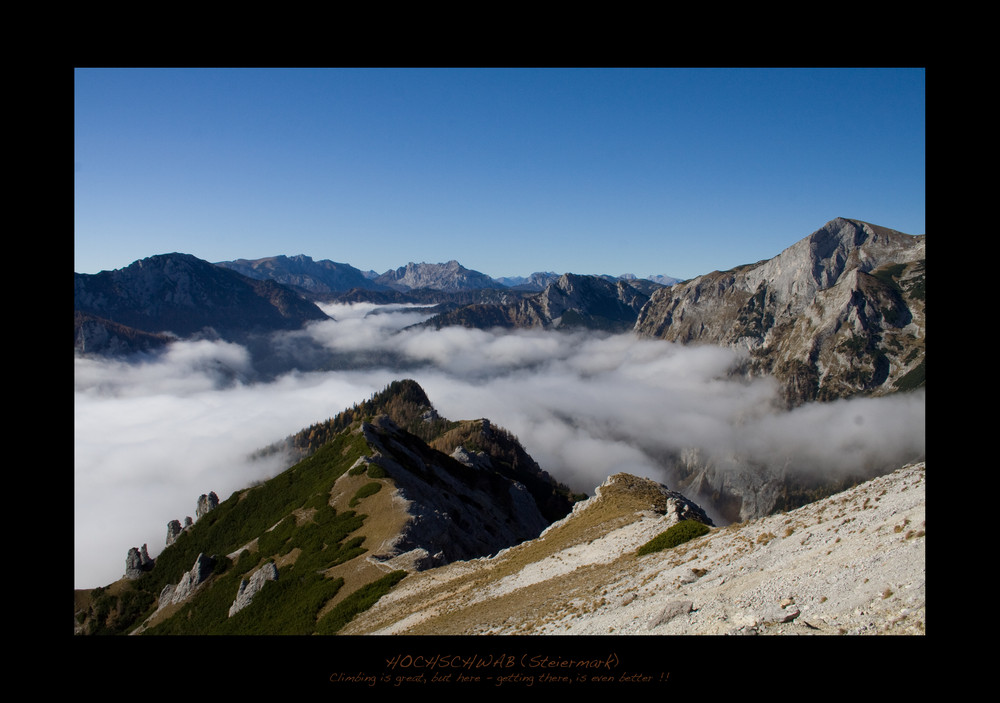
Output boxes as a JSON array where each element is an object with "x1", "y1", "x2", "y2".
[
  {"x1": 74, "y1": 253, "x2": 331, "y2": 353},
  {"x1": 634, "y1": 218, "x2": 925, "y2": 405}
]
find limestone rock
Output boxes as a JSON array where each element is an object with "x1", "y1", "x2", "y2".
[
  {"x1": 125, "y1": 544, "x2": 154, "y2": 580},
  {"x1": 166, "y1": 519, "x2": 183, "y2": 546},
  {"x1": 158, "y1": 583, "x2": 176, "y2": 610},
  {"x1": 650, "y1": 600, "x2": 693, "y2": 628},
  {"x1": 450, "y1": 445, "x2": 492, "y2": 470},
  {"x1": 229, "y1": 561, "x2": 278, "y2": 617},
  {"x1": 634, "y1": 217, "x2": 924, "y2": 405},
  {"x1": 341, "y1": 463, "x2": 926, "y2": 636},
  {"x1": 196, "y1": 492, "x2": 219, "y2": 520},
  {"x1": 167, "y1": 553, "x2": 215, "y2": 606}
]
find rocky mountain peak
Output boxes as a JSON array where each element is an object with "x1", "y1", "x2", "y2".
[
  {"x1": 375, "y1": 260, "x2": 505, "y2": 292},
  {"x1": 634, "y1": 217, "x2": 924, "y2": 405},
  {"x1": 741, "y1": 217, "x2": 924, "y2": 311}
]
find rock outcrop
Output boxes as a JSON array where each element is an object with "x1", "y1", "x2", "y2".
[
  {"x1": 74, "y1": 310, "x2": 172, "y2": 356},
  {"x1": 124, "y1": 544, "x2": 154, "y2": 580},
  {"x1": 166, "y1": 520, "x2": 183, "y2": 546},
  {"x1": 196, "y1": 492, "x2": 219, "y2": 519},
  {"x1": 166, "y1": 493, "x2": 218, "y2": 546},
  {"x1": 158, "y1": 553, "x2": 215, "y2": 609},
  {"x1": 228, "y1": 561, "x2": 278, "y2": 617}
]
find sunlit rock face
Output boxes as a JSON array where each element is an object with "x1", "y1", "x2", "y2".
[{"x1": 634, "y1": 218, "x2": 925, "y2": 406}]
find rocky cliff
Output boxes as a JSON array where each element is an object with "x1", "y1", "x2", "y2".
[{"x1": 634, "y1": 217, "x2": 925, "y2": 405}]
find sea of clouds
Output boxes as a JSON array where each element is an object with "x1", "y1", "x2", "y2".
[{"x1": 74, "y1": 302, "x2": 925, "y2": 589}]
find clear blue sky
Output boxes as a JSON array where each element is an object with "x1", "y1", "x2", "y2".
[{"x1": 74, "y1": 67, "x2": 925, "y2": 281}]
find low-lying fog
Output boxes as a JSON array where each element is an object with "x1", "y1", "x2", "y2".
[{"x1": 74, "y1": 303, "x2": 925, "y2": 589}]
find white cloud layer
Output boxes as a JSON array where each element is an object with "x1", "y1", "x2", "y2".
[{"x1": 74, "y1": 306, "x2": 925, "y2": 589}]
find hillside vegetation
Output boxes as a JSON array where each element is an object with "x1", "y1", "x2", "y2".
[{"x1": 74, "y1": 381, "x2": 576, "y2": 636}]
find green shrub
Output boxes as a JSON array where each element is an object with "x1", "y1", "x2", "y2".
[
  {"x1": 212, "y1": 555, "x2": 232, "y2": 576},
  {"x1": 315, "y1": 570, "x2": 407, "y2": 635},
  {"x1": 636, "y1": 520, "x2": 710, "y2": 556},
  {"x1": 349, "y1": 482, "x2": 382, "y2": 507}
]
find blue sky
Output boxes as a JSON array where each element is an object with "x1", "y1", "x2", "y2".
[{"x1": 74, "y1": 67, "x2": 925, "y2": 281}]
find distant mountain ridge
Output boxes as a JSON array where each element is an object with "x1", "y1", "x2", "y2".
[
  {"x1": 374, "y1": 259, "x2": 506, "y2": 292},
  {"x1": 212, "y1": 255, "x2": 677, "y2": 299},
  {"x1": 74, "y1": 253, "x2": 330, "y2": 354},
  {"x1": 76, "y1": 219, "x2": 925, "y2": 405},
  {"x1": 215, "y1": 254, "x2": 389, "y2": 295},
  {"x1": 419, "y1": 272, "x2": 652, "y2": 332}
]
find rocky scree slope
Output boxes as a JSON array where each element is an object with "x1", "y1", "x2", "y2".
[{"x1": 343, "y1": 461, "x2": 925, "y2": 636}]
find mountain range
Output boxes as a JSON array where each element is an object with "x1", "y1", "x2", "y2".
[
  {"x1": 74, "y1": 217, "x2": 924, "y2": 410},
  {"x1": 214, "y1": 255, "x2": 671, "y2": 298},
  {"x1": 73, "y1": 216, "x2": 925, "y2": 640}
]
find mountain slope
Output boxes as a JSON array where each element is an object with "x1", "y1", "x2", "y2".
[
  {"x1": 73, "y1": 380, "x2": 576, "y2": 636},
  {"x1": 634, "y1": 217, "x2": 925, "y2": 405},
  {"x1": 74, "y1": 310, "x2": 174, "y2": 355},
  {"x1": 343, "y1": 462, "x2": 925, "y2": 635},
  {"x1": 73, "y1": 379, "x2": 924, "y2": 637}
]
